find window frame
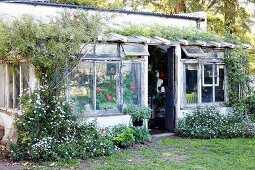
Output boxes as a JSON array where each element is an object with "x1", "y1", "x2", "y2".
[
  {"x1": 182, "y1": 60, "x2": 227, "y2": 108},
  {"x1": 0, "y1": 62, "x2": 30, "y2": 112},
  {"x1": 67, "y1": 59, "x2": 144, "y2": 116}
]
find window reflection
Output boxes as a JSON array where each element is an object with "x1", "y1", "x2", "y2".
[
  {"x1": 70, "y1": 62, "x2": 94, "y2": 114},
  {"x1": 123, "y1": 63, "x2": 141, "y2": 106},
  {"x1": 185, "y1": 64, "x2": 198, "y2": 104},
  {"x1": 96, "y1": 63, "x2": 118, "y2": 110}
]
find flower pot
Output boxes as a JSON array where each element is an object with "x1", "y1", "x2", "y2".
[{"x1": 133, "y1": 119, "x2": 143, "y2": 126}]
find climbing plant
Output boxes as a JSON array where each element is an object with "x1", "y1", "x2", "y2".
[{"x1": 0, "y1": 11, "x2": 116, "y2": 161}]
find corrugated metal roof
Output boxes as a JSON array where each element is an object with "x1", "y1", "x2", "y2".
[{"x1": 7, "y1": 1, "x2": 205, "y2": 21}]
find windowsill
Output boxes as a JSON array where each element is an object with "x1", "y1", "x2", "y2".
[
  {"x1": 77, "y1": 110, "x2": 124, "y2": 118},
  {"x1": 181, "y1": 102, "x2": 226, "y2": 110},
  {"x1": 0, "y1": 107, "x2": 20, "y2": 116}
]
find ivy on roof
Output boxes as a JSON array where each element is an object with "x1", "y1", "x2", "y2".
[{"x1": 117, "y1": 25, "x2": 240, "y2": 44}]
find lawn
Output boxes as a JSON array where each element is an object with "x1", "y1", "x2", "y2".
[{"x1": 83, "y1": 137, "x2": 255, "y2": 170}]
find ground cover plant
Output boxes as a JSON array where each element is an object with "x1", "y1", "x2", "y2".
[{"x1": 176, "y1": 107, "x2": 255, "y2": 139}]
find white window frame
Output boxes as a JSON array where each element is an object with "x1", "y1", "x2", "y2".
[
  {"x1": 202, "y1": 64, "x2": 220, "y2": 87},
  {"x1": 182, "y1": 60, "x2": 226, "y2": 108}
]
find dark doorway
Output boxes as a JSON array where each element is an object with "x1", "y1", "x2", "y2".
[{"x1": 148, "y1": 45, "x2": 175, "y2": 134}]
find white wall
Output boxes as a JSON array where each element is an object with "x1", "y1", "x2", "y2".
[
  {"x1": 87, "y1": 115, "x2": 131, "y2": 129},
  {"x1": 0, "y1": 3, "x2": 206, "y2": 31}
]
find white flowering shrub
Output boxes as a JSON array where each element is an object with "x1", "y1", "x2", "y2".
[
  {"x1": 9, "y1": 85, "x2": 113, "y2": 162},
  {"x1": 176, "y1": 108, "x2": 255, "y2": 139}
]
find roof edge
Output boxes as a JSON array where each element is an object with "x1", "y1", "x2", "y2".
[{"x1": 7, "y1": 1, "x2": 205, "y2": 21}]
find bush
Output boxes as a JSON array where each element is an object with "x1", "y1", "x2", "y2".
[
  {"x1": 9, "y1": 86, "x2": 114, "y2": 162},
  {"x1": 108, "y1": 124, "x2": 135, "y2": 148},
  {"x1": 176, "y1": 107, "x2": 255, "y2": 139},
  {"x1": 132, "y1": 126, "x2": 151, "y2": 143}
]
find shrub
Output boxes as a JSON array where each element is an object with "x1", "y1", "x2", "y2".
[
  {"x1": 123, "y1": 105, "x2": 152, "y2": 121},
  {"x1": 9, "y1": 86, "x2": 114, "y2": 162},
  {"x1": 132, "y1": 126, "x2": 151, "y2": 143},
  {"x1": 176, "y1": 107, "x2": 255, "y2": 139},
  {"x1": 108, "y1": 125, "x2": 135, "y2": 148}
]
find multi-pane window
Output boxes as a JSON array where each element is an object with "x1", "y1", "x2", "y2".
[
  {"x1": 184, "y1": 63, "x2": 225, "y2": 105},
  {"x1": 69, "y1": 61, "x2": 142, "y2": 115},
  {"x1": 0, "y1": 63, "x2": 30, "y2": 110}
]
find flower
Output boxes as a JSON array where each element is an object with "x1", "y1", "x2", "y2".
[
  {"x1": 130, "y1": 85, "x2": 136, "y2": 90},
  {"x1": 96, "y1": 87, "x2": 102, "y2": 93},
  {"x1": 107, "y1": 95, "x2": 112, "y2": 101}
]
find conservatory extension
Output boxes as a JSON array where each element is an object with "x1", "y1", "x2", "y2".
[{"x1": 0, "y1": 33, "x2": 241, "y2": 133}]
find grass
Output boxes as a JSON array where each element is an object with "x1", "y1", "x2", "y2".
[{"x1": 83, "y1": 137, "x2": 255, "y2": 170}]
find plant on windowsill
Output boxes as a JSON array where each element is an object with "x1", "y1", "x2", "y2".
[{"x1": 123, "y1": 105, "x2": 152, "y2": 126}]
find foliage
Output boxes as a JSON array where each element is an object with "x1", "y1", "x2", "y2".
[
  {"x1": 96, "y1": 78, "x2": 117, "y2": 110},
  {"x1": 176, "y1": 107, "x2": 255, "y2": 139},
  {"x1": 224, "y1": 48, "x2": 254, "y2": 113},
  {"x1": 123, "y1": 74, "x2": 138, "y2": 105},
  {"x1": 123, "y1": 105, "x2": 152, "y2": 121},
  {"x1": 107, "y1": 124, "x2": 135, "y2": 148},
  {"x1": 118, "y1": 25, "x2": 228, "y2": 42},
  {"x1": 9, "y1": 85, "x2": 114, "y2": 162},
  {"x1": 0, "y1": 12, "x2": 112, "y2": 162},
  {"x1": 132, "y1": 126, "x2": 151, "y2": 143}
]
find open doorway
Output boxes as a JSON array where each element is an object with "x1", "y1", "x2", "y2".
[{"x1": 148, "y1": 45, "x2": 172, "y2": 134}]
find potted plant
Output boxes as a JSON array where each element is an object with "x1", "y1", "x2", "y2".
[{"x1": 123, "y1": 105, "x2": 152, "y2": 126}]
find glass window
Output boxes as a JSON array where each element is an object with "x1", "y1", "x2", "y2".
[
  {"x1": 122, "y1": 44, "x2": 149, "y2": 56},
  {"x1": 123, "y1": 63, "x2": 141, "y2": 106},
  {"x1": 8, "y1": 66, "x2": 13, "y2": 108},
  {"x1": 203, "y1": 64, "x2": 213, "y2": 86},
  {"x1": 70, "y1": 62, "x2": 94, "y2": 114},
  {"x1": 95, "y1": 44, "x2": 118, "y2": 56},
  {"x1": 185, "y1": 64, "x2": 198, "y2": 104},
  {"x1": 13, "y1": 70, "x2": 20, "y2": 109},
  {"x1": 21, "y1": 63, "x2": 30, "y2": 94},
  {"x1": 215, "y1": 65, "x2": 225, "y2": 102},
  {"x1": 184, "y1": 63, "x2": 225, "y2": 105},
  {"x1": 96, "y1": 63, "x2": 118, "y2": 110},
  {"x1": 0, "y1": 65, "x2": 6, "y2": 107},
  {"x1": 182, "y1": 46, "x2": 206, "y2": 58}
]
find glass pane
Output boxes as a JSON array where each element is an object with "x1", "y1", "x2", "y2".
[
  {"x1": 70, "y1": 62, "x2": 94, "y2": 114},
  {"x1": 13, "y1": 70, "x2": 20, "y2": 109},
  {"x1": 0, "y1": 65, "x2": 6, "y2": 107},
  {"x1": 96, "y1": 63, "x2": 118, "y2": 110},
  {"x1": 215, "y1": 65, "x2": 225, "y2": 102},
  {"x1": 185, "y1": 64, "x2": 198, "y2": 104},
  {"x1": 203, "y1": 48, "x2": 216, "y2": 58},
  {"x1": 96, "y1": 44, "x2": 118, "y2": 56},
  {"x1": 123, "y1": 63, "x2": 141, "y2": 106},
  {"x1": 202, "y1": 86, "x2": 213, "y2": 103},
  {"x1": 21, "y1": 63, "x2": 30, "y2": 94},
  {"x1": 182, "y1": 46, "x2": 205, "y2": 58},
  {"x1": 122, "y1": 44, "x2": 149, "y2": 56},
  {"x1": 8, "y1": 66, "x2": 13, "y2": 108},
  {"x1": 203, "y1": 64, "x2": 213, "y2": 85},
  {"x1": 216, "y1": 50, "x2": 224, "y2": 58}
]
